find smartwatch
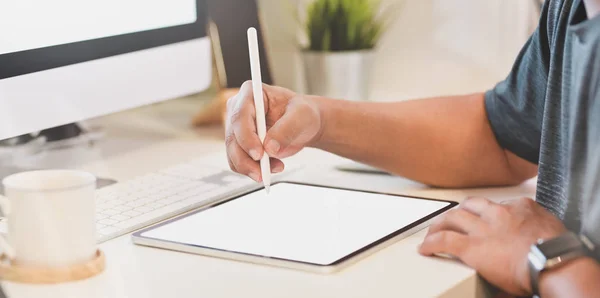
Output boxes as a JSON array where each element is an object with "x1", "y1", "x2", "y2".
[{"x1": 527, "y1": 232, "x2": 591, "y2": 297}]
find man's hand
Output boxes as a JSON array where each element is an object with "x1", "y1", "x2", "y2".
[
  {"x1": 225, "y1": 81, "x2": 323, "y2": 181},
  {"x1": 419, "y1": 197, "x2": 567, "y2": 296}
]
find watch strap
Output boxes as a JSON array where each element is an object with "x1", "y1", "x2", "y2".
[{"x1": 528, "y1": 232, "x2": 587, "y2": 296}]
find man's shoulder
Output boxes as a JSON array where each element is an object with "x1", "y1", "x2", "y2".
[{"x1": 545, "y1": 0, "x2": 575, "y2": 35}]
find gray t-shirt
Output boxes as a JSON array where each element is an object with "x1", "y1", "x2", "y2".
[{"x1": 485, "y1": 0, "x2": 600, "y2": 259}]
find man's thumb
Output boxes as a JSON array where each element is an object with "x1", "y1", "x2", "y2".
[{"x1": 263, "y1": 109, "x2": 305, "y2": 158}]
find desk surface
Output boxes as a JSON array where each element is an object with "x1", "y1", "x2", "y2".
[{"x1": 2, "y1": 93, "x2": 537, "y2": 298}]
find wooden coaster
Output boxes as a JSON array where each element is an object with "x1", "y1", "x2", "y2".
[{"x1": 0, "y1": 250, "x2": 105, "y2": 284}]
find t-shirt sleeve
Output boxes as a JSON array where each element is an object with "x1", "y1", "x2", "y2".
[{"x1": 484, "y1": 3, "x2": 553, "y2": 164}]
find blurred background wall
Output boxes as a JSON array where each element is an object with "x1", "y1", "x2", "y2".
[{"x1": 257, "y1": 0, "x2": 538, "y2": 101}]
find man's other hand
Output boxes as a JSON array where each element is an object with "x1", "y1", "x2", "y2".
[{"x1": 419, "y1": 197, "x2": 567, "y2": 296}]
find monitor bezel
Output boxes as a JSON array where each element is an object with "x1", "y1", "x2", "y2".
[{"x1": 0, "y1": 0, "x2": 207, "y2": 80}]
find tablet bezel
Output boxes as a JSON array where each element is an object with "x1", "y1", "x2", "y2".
[{"x1": 132, "y1": 181, "x2": 457, "y2": 272}]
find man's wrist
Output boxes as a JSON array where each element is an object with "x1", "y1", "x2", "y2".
[
  {"x1": 307, "y1": 95, "x2": 334, "y2": 149},
  {"x1": 527, "y1": 230, "x2": 588, "y2": 296},
  {"x1": 539, "y1": 257, "x2": 600, "y2": 298}
]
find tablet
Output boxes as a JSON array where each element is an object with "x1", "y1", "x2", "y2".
[{"x1": 132, "y1": 182, "x2": 456, "y2": 273}]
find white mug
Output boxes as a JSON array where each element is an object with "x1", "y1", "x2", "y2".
[{"x1": 1, "y1": 170, "x2": 97, "y2": 267}]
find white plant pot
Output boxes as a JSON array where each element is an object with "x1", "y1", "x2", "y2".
[{"x1": 302, "y1": 50, "x2": 375, "y2": 101}]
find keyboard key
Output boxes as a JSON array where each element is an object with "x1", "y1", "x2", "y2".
[
  {"x1": 96, "y1": 214, "x2": 109, "y2": 220},
  {"x1": 113, "y1": 206, "x2": 185, "y2": 230},
  {"x1": 174, "y1": 185, "x2": 192, "y2": 193},
  {"x1": 117, "y1": 195, "x2": 138, "y2": 202},
  {"x1": 113, "y1": 205, "x2": 133, "y2": 212},
  {"x1": 183, "y1": 181, "x2": 201, "y2": 188},
  {"x1": 101, "y1": 209, "x2": 121, "y2": 216},
  {"x1": 110, "y1": 198, "x2": 125, "y2": 204},
  {"x1": 155, "y1": 202, "x2": 188, "y2": 215},
  {"x1": 136, "y1": 196, "x2": 156, "y2": 204},
  {"x1": 122, "y1": 210, "x2": 141, "y2": 217},
  {"x1": 155, "y1": 191, "x2": 172, "y2": 198},
  {"x1": 110, "y1": 214, "x2": 131, "y2": 221},
  {"x1": 134, "y1": 206, "x2": 154, "y2": 214},
  {"x1": 103, "y1": 200, "x2": 120, "y2": 208},
  {"x1": 99, "y1": 219, "x2": 119, "y2": 225},
  {"x1": 96, "y1": 203, "x2": 110, "y2": 210},
  {"x1": 125, "y1": 201, "x2": 146, "y2": 208},
  {"x1": 222, "y1": 174, "x2": 245, "y2": 183},
  {"x1": 135, "y1": 190, "x2": 153, "y2": 198},
  {"x1": 156, "y1": 198, "x2": 173, "y2": 205},
  {"x1": 99, "y1": 226, "x2": 120, "y2": 236},
  {"x1": 202, "y1": 187, "x2": 229, "y2": 200},
  {"x1": 144, "y1": 194, "x2": 163, "y2": 202},
  {"x1": 228, "y1": 180, "x2": 255, "y2": 191},
  {"x1": 145, "y1": 203, "x2": 163, "y2": 210},
  {"x1": 166, "y1": 194, "x2": 186, "y2": 203},
  {"x1": 96, "y1": 223, "x2": 107, "y2": 230},
  {"x1": 181, "y1": 189, "x2": 198, "y2": 198},
  {"x1": 153, "y1": 200, "x2": 167, "y2": 207},
  {"x1": 193, "y1": 183, "x2": 220, "y2": 194},
  {"x1": 180, "y1": 196, "x2": 211, "y2": 207}
]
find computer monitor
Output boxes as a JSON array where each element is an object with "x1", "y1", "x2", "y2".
[{"x1": 0, "y1": 0, "x2": 211, "y2": 141}]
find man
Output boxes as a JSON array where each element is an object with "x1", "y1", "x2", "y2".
[{"x1": 225, "y1": 0, "x2": 600, "y2": 296}]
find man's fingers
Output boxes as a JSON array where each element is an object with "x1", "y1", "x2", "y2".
[
  {"x1": 264, "y1": 114, "x2": 300, "y2": 157},
  {"x1": 506, "y1": 197, "x2": 537, "y2": 209},
  {"x1": 264, "y1": 100, "x2": 314, "y2": 158},
  {"x1": 270, "y1": 158, "x2": 284, "y2": 173},
  {"x1": 427, "y1": 209, "x2": 485, "y2": 236},
  {"x1": 232, "y1": 112, "x2": 264, "y2": 161},
  {"x1": 226, "y1": 135, "x2": 261, "y2": 182},
  {"x1": 461, "y1": 196, "x2": 512, "y2": 223},
  {"x1": 460, "y1": 197, "x2": 497, "y2": 216},
  {"x1": 419, "y1": 231, "x2": 470, "y2": 258},
  {"x1": 227, "y1": 83, "x2": 265, "y2": 161}
]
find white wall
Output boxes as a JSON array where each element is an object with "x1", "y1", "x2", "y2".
[{"x1": 258, "y1": 0, "x2": 538, "y2": 101}]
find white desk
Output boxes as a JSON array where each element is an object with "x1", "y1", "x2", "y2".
[{"x1": 2, "y1": 93, "x2": 537, "y2": 298}]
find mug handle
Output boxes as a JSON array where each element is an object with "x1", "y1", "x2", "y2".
[{"x1": 0, "y1": 196, "x2": 15, "y2": 260}]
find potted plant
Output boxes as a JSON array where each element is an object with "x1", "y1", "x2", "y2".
[{"x1": 299, "y1": 0, "x2": 397, "y2": 101}]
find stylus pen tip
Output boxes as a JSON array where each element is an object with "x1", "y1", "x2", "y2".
[{"x1": 265, "y1": 185, "x2": 270, "y2": 194}]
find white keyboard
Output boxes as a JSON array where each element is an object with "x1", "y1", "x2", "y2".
[{"x1": 94, "y1": 159, "x2": 257, "y2": 242}]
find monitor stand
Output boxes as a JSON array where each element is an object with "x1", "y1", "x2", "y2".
[
  {"x1": 39, "y1": 123, "x2": 85, "y2": 143},
  {"x1": 0, "y1": 123, "x2": 117, "y2": 194},
  {"x1": 38, "y1": 123, "x2": 103, "y2": 150},
  {"x1": 0, "y1": 123, "x2": 86, "y2": 147}
]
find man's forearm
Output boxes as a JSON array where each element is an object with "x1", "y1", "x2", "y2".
[
  {"x1": 540, "y1": 257, "x2": 600, "y2": 297},
  {"x1": 310, "y1": 93, "x2": 537, "y2": 188}
]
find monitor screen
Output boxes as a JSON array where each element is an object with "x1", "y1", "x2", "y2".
[
  {"x1": 0, "y1": 0, "x2": 206, "y2": 80},
  {"x1": 0, "y1": 0, "x2": 197, "y2": 55},
  {"x1": 0, "y1": 0, "x2": 210, "y2": 140}
]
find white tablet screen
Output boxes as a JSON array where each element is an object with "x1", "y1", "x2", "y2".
[{"x1": 141, "y1": 183, "x2": 454, "y2": 265}]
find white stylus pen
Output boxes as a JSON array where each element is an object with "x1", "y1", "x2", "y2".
[{"x1": 247, "y1": 27, "x2": 271, "y2": 193}]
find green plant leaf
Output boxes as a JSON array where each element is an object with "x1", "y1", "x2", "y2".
[{"x1": 302, "y1": 0, "x2": 399, "y2": 52}]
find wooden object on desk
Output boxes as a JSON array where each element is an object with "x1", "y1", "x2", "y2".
[
  {"x1": 192, "y1": 88, "x2": 239, "y2": 127},
  {"x1": 0, "y1": 250, "x2": 105, "y2": 284}
]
